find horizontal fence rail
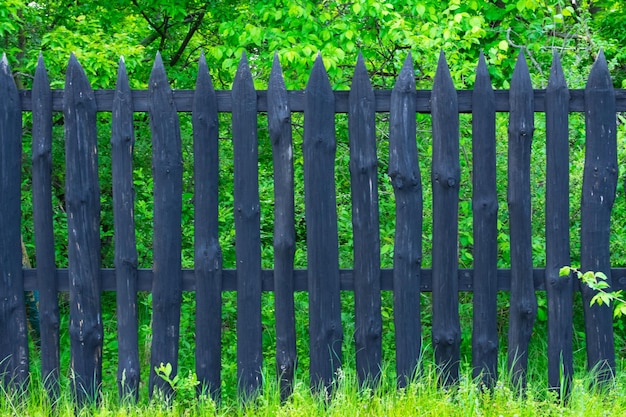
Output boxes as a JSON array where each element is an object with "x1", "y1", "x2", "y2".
[
  {"x1": 17, "y1": 89, "x2": 626, "y2": 112},
  {"x1": 1, "y1": 50, "x2": 626, "y2": 405},
  {"x1": 19, "y1": 268, "x2": 626, "y2": 293}
]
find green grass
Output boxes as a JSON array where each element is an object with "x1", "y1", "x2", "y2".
[{"x1": 4, "y1": 359, "x2": 625, "y2": 416}]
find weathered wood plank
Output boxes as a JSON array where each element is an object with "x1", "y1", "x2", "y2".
[
  {"x1": 388, "y1": 54, "x2": 422, "y2": 388},
  {"x1": 580, "y1": 50, "x2": 616, "y2": 385},
  {"x1": 471, "y1": 52, "x2": 498, "y2": 388},
  {"x1": 348, "y1": 53, "x2": 382, "y2": 388},
  {"x1": 148, "y1": 53, "x2": 183, "y2": 400},
  {"x1": 20, "y1": 267, "x2": 626, "y2": 293},
  {"x1": 304, "y1": 55, "x2": 343, "y2": 393},
  {"x1": 232, "y1": 52, "x2": 263, "y2": 399},
  {"x1": 544, "y1": 51, "x2": 573, "y2": 395},
  {"x1": 64, "y1": 54, "x2": 102, "y2": 404},
  {"x1": 111, "y1": 57, "x2": 140, "y2": 402},
  {"x1": 193, "y1": 52, "x2": 223, "y2": 400},
  {"x1": 431, "y1": 51, "x2": 461, "y2": 387},
  {"x1": 506, "y1": 50, "x2": 537, "y2": 391},
  {"x1": 32, "y1": 54, "x2": 59, "y2": 400},
  {"x1": 0, "y1": 53, "x2": 29, "y2": 392},
  {"x1": 18, "y1": 89, "x2": 626, "y2": 113},
  {"x1": 268, "y1": 54, "x2": 297, "y2": 400}
]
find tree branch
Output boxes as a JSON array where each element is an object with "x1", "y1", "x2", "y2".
[{"x1": 170, "y1": 9, "x2": 206, "y2": 67}]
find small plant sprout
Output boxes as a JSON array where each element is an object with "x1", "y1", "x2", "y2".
[
  {"x1": 154, "y1": 362, "x2": 200, "y2": 408},
  {"x1": 560, "y1": 266, "x2": 626, "y2": 318}
]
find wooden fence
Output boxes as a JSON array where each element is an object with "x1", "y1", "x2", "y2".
[{"x1": 1, "y1": 49, "x2": 626, "y2": 405}]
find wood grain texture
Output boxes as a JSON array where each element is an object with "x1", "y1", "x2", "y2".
[
  {"x1": 111, "y1": 57, "x2": 140, "y2": 401},
  {"x1": 0, "y1": 53, "x2": 29, "y2": 392},
  {"x1": 349, "y1": 53, "x2": 382, "y2": 387},
  {"x1": 268, "y1": 54, "x2": 297, "y2": 400},
  {"x1": 304, "y1": 55, "x2": 343, "y2": 393},
  {"x1": 471, "y1": 52, "x2": 498, "y2": 388},
  {"x1": 544, "y1": 51, "x2": 573, "y2": 396},
  {"x1": 580, "y1": 51, "x2": 616, "y2": 386},
  {"x1": 193, "y1": 52, "x2": 223, "y2": 400},
  {"x1": 18, "y1": 89, "x2": 626, "y2": 113},
  {"x1": 389, "y1": 54, "x2": 422, "y2": 388},
  {"x1": 431, "y1": 52, "x2": 461, "y2": 387},
  {"x1": 148, "y1": 53, "x2": 183, "y2": 400},
  {"x1": 32, "y1": 54, "x2": 59, "y2": 400},
  {"x1": 64, "y1": 54, "x2": 102, "y2": 404},
  {"x1": 506, "y1": 51, "x2": 537, "y2": 391},
  {"x1": 232, "y1": 53, "x2": 263, "y2": 399},
  {"x1": 20, "y1": 267, "x2": 626, "y2": 293}
]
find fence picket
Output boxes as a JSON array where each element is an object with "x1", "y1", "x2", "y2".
[
  {"x1": 431, "y1": 52, "x2": 461, "y2": 386},
  {"x1": 148, "y1": 53, "x2": 183, "y2": 399},
  {"x1": 304, "y1": 55, "x2": 343, "y2": 392},
  {"x1": 545, "y1": 51, "x2": 573, "y2": 395},
  {"x1": 0, "y1": 53, "x2": 29, "y2": 391},
  {"x1": 581, "y1": 50, "x2": 616, "y2": 385},
  {"x1": 193, "y1": 52, "x2": 223, "y2": 400},
  {"x1": 471, "y1": 52, "x2": 498, "y2": 388},
  {"x1": 268, "y1": 54, "x2": 297, "y2": 400},
  {"x1": 348, "y1": 53, "x2": 382, "y2": 387},
  {"x1": 32, "y1": 54, "x2": 59, "y2": 399},
  {"x1": 111, "y1": 57, "x2": 140, "y2": 401},
  {"x1": 506, "y1": 50, "x2": 537, "y2": 390},
  {"x1": 64, "y1": 54, "x2": 102, "y2": 404},
  {"x1": 232, "y1": 53, "x2": 263, "y2": 398},
  {"x1": 389, "y1": 54, "x2": 422, "y2": 388}
]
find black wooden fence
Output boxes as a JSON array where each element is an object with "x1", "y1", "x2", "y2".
[{"x1": 1, "y1": 49, "x2": 626, "y2": 405}]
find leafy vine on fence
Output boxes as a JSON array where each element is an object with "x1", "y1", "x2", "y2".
[{"x1": 560, "y1": 266, "x2": 626, "y2": 318}]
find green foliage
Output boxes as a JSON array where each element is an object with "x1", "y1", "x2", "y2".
[
  {"x1": 153, "y1": 362, "x2": 203, "y2": 410},
  {"x1": 561, "y1": 266, "x2": 626, "y2": 318},
  {"x1": 4, "y1": 362, "x2": 626, "y2": 416}
]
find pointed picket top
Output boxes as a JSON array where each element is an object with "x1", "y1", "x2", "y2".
[
  {"x1": 306, "y1": 53, "x2": 333, "y2": 98},
  {"x1": 269, "y1": 53, "x2": 286, "y2": 92},
  {"x1": 0, "y1": 52, "x2": 17, "y2": 97},
  {"x1": 432, "y1": 51, "x2": 457, "y2": 111},
  {"x1": 195, "y1": 51, "x2": 215, "y2": 93},
  {"x1": 586, "y1": 49, "x2": 613, "y2": 92},
  {"x1": 474, "y1": 51, "x2": 493, "y2": 93},
  {"x1": 0, "y1": 49, "x2": 19, "y2": 123},
  {"x1": 65, "y1": 53, "x2": 95, "y2": 108},
  {"x1": 115, "y1": 56, "x2": 130, "y2": 98},
  {"x1": 393, "y1": 53, "x2": 415, "y2": 93},
  {"x1": 0, "y1": 52, "x2": 9, "y2": 75},
  {"x1": 0, "y1": 52, "x2": 19, "y2": 119},
  {"x1": 117, "y1": 55, "x2": 127, "y2": 79},
  {"x1": 112, "y1": 56, "x2": 132, "y2": 144},
  {"x1": 433, "y1": 51, "x2": 455, "y2": 92},
  {"x1": 547, "y1": 50, "x2": 568, "y2": 92},
  {"x1": 234, "y1": 51, "x2": 253, "y2": 85},
  {"x1": 268, "y1": 53, "x2": 289, "y2": 138},
  {"x1": 33, "y1": 53, "x2": 51, "y2": 128},
  {"x1": 66, "y1": 53, "x2": 89, "y2": 84},
  {"x1": 34, "y1": 53, "x2": 50, "y2": 91},
  {"x1": 149, "y1": 51, "x2": 175, "y2": 98},
  {"x1": 195, "y1": 51, "x2": 217, "y2": 111},
  {"x1": 511, "y1": 49, "x2": 532, "y2": 92},
  {"x1": 350, "y1": 52, "x2": 374, "y2": 100}
]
